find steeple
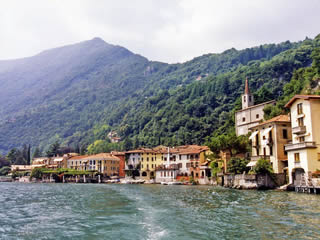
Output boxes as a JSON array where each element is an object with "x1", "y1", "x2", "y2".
[
  {"x1": 242, "y1": 77, "x2": 254, "y2": 109},
  {"x1": 244, "y1": 77, "x2": 250, "y2": 94}
]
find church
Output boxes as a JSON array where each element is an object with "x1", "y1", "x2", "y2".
[{"x1": 235, "y1": 78, "x2": 276, "y2": 136}]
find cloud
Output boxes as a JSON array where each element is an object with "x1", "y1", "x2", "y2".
[{"x1": 0, "y1": 0, "x2": 319, "y2": 63}]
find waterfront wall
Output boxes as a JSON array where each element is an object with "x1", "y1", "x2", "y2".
[{"x1": 223, "y1": 173, "x2": 286, "y2": 189}]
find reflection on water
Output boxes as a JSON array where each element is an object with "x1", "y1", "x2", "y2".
[{"x1": 0, "y1": 183, "x2": 319, "y2": 240}]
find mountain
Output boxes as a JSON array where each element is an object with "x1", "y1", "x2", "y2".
[{"x1": 0, "y1": 36, "x2": 319, "y2": 154}]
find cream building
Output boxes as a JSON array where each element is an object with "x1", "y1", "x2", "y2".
[
  {"x1": 235, "y1": 78, "x2": 276, "y2": 136},
  {"x1": 284, "y1": 95, "x2": 320, "y2": 184},
  {"x1": 248, "y1": 115, "x2": 291, "y2": 174}
]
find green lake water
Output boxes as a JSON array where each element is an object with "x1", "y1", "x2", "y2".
[{"x1": 0, "y1": 183, "x2": 320, "y2": 240}]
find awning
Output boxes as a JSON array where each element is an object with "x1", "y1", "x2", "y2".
[
  {"x1": 263, "y1": 127, "x2": 273, "y2": 136},
  {"x1": 249, "y1": 131, "x2": 258, "y2": 140},
  {"x1": 246, "y1": 161, "x2": 257, "y2": 167}
]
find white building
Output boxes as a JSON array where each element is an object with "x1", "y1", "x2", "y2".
[
  {"x1": 235, "y1": 78, "x2": 276, "y2": 136},
  {"x1": 284, "y1": 95, "x2": 320, "y2": 184}
]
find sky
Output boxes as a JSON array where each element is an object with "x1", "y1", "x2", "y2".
[{"x1": 0, "y1": 0, "x2": 320, "y2": 63}]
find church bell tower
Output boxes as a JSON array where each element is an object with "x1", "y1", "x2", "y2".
[{"x1": 242, "y1": 77, "x2": 254, "y2": 109}]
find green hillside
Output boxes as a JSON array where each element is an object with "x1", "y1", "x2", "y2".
[{"x1": 0, "y1": 35, "x2": 319, "y2": 154}]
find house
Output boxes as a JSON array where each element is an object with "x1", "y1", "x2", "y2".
[
  {"x1": 68, "y1": 153, "x2": 120, "y2": 177},
  {"x1": 284, "y1": 95, "x2": 320, "y2": 184},
  {"x1": 111, "y1": 151, "x2": 126, "y2": 178},
  {"x1": 235, "y1": 78, "x2": 276, "y2": 136},
  {"x1": 125, "y1": 149, "x2": 144, "y2": 177},
  {"x1": 247, "y1": 115, "x2": 292, "y2": 175}
]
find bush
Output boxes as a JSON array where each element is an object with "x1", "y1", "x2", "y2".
[
  {"x1": 228, "y1": 157, "x2": 249, "y2": 174},
  {"x1": 253, "y1": 158, "x2": 273, "y2": 175},
  {"x1": 0, "y1": 166, "x2": 11, "y2": 176}
]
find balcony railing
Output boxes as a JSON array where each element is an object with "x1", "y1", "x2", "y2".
[
  {"x1": 292, "y1": 126, "x2": 306, "y2": 135},
  {"x1": 285, "y1": 142, "x2": 317, "y2": 151}
]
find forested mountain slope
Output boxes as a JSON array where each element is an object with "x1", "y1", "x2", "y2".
[{"x1": 0, "y1": 35, "x2": 318, "y2": 154}]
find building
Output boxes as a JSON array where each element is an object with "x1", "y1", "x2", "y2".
[
  {"x1": 155, "y1": 145, "x2": 211, "y2": 183},
  {"x1": 235, "y1": 78, "x2": 276, "y2": 136},
  {"x1": 68, "y1": 153, "x2": 120, "y2": 177},
  {"x1": 247, "y1": 115, "x2": 292, "y2": 174},
  {"x1": 111, "y1": 151, "x2": 126, "y2": 178},
  {"x1": 284, "y1": 95, "x2": 320, "y2": 184}
]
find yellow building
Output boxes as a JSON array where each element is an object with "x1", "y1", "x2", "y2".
[
  {"x1": 285, "y1": 95, "x2": 320, "y2": 184},
  {"x1": 68, "y1": 153, "x2": 120, "y2": 177},
  {"x1": 248, "y1": 115, "x2": 292, "y2": 174}
]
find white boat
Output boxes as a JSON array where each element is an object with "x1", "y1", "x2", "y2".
[{"x1": 167, "y1": 182, "x2": 183, "y2": 185}]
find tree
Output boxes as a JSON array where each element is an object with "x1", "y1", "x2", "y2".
[
  {"x1": 0, "y1": 155, "x2": 10, "y2": 168},
  {"x1": 228, "y1": 157, "x2": 249, "y2": 174},
  {"x1": 32, "y1": 147, "x2": 42, "y2": 159},
  {"x1": 208, "y1": 131, "x2": 249, "y2": 157},
  {"x1": 46, "y1": 141, "x2": 61, "y2": 157},
  {"x1": 253, "y1": 158, "x2": 273, "y2": 175}
]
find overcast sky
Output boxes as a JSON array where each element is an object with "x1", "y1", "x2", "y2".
[{"x1": 0, "y1": 0, "x2": 320, "y2": 63}]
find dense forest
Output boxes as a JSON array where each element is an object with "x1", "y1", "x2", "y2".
[{"x1": 0, "y1": 34, "x2": 319, "y2": 156}]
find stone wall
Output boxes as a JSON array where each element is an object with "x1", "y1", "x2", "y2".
[{"x1": 223, "y1": 173, "x2": 285, "y2": 189}]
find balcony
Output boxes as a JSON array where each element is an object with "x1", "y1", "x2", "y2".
[
  {"x1": 292, "y1": 126, "x2": 306, "y2": 135},
  {"x1": 285, "y1": 142, "x2": 317, "y2": 151}
]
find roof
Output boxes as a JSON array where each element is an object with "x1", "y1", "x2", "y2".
[
  {"x1": 285, "y1": 95, "x2": 320, "y2": 108},
  {"x1": 249, "y1": 115, "x2": 290, "y2": 129},
  {"x1": 126, "y1": 145, "x2": 210, "y2": 155},
  {"x1": 68, "y1": 155, "x2": 89, "y2": 161},
  {"x1": 244, "y1": 77, "x2": 250, "y2": 94},
  {"x1": 84, "y1": 153, "x2": 120, "y2": 161},
  {"x1": 235, "y1": 100, "x2": 276, "y2": 113},
  {"x1": 111, "y1": 151, "x2": 125, "y2": 156}
]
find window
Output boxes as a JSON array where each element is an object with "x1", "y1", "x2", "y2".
[
  {"x1": 294, "y1": 153, "x2": 300, "y2": 162},
  {"x1": 147, "y1": 157, "x2": 149, "y2": 161},
  {"x1": 297, "y1": 103, "x2": 303, "y2": 115},
  {"x1": 249, "y1": 96, "x2": 252, "y2": 102},
  {"x1": 263, "y1": 135, "x2": 266, "y2": 140},
  {"x1": 299, "y1": 136, "x2": 305, "y2": 142},
  {"x1": 186, "y1": 163, "x2": 191, "y2": 168},
  {"x1": 256, "y1": 114, "x2": 259, "y2": 119},
  {"x1": 283, "y1": 129, "x2": 288, "y2": 139},
  {"x1": 244, "y1": 96, "x2": 246, "y2": 102},
  {"x1": 242, "y1": 117, "x2": 246, "y2": 122},
  {"x1": 318, "y1": 153, "x2": 320, "y2": 161},
  {"x1": 270, "y1": 146, "x2": 273, "y2": 156},
  {"x1": 298, "y1": 117, "x2": 304, "y2": 127}
]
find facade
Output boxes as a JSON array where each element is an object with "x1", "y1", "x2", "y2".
[
  {"x1": 68, "y1": 153, "x2": 120, "y2": 177},
  {"x1": 235, "y1": 78, "x2": 276, "y2": 136},
  {"x1": 125, "y1": 145, "x2": 211, "y2": 183},
  {"x1": 111, "y1": 151, "x2": 126, "y2": 178},
  {"x1": 247, "y1": 115, "x2": 292, "y2": 174},
  {"x1": 284, "y1": 95, "x2": 320, "y2": 184}
]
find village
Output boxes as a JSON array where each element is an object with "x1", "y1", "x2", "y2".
[{"x1": 8, "y1": 78, "x2": 320, "y2": 193}]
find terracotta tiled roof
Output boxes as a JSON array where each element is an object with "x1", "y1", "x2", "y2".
[
  {"x1": 285, "y1": 95, "x2": 320, "y2": 108},
  {"x1": 250, "y1": 115, "x2": 290, "y2": 129},
  {"x1": 126, "y1": 145, "x2": 210, "y2": 155},
  {"x1": 85, "y1": 153, "x2": 120, "y2": 161},
  {"x1": 68, "y1": 155, "x2": 89, "y2": 161}
]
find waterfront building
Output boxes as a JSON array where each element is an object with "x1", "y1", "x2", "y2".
[
  {"x1": 247, "y1": 115, "x2": 292, "y2": 174},
  {"x1": 111, "y1": 151, "x2": 126, "y2": 178},
  {"x1": 235, "y1": 78, "x2": 276, "y2": 136},
  {"x1": 68, "y1": 153, "x2": 120, "y2": 177},
  {"x1": 284, "y1": 95, "x2": 320, "y2": 184},
  {"x1": 67, "y1": 155, "x2": 89, "y2": 170},
  {"x1": 125, "y1": 149, "x2": 144, "y2": 177}
]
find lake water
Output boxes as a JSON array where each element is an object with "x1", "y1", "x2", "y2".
[{"x1": 0, "y1": 183, "x2": 320, "y2": 240}]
